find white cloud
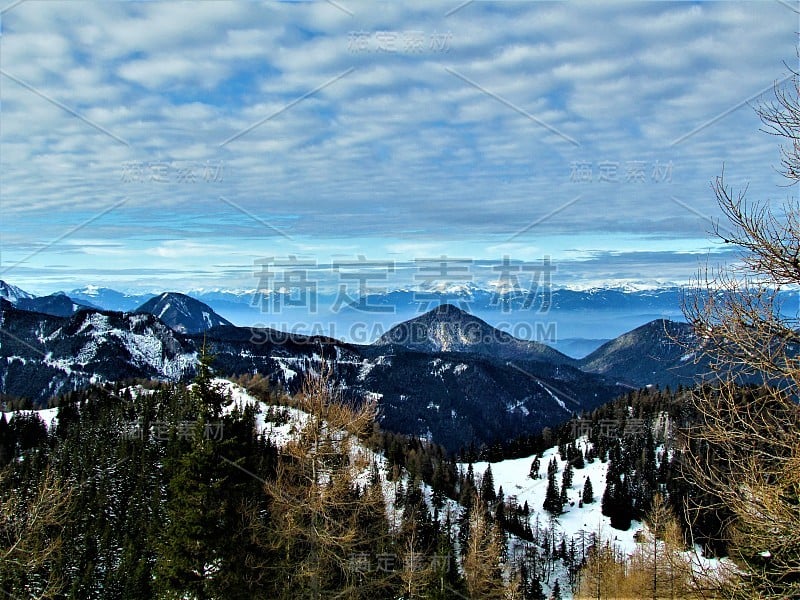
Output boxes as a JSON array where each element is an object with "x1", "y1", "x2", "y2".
[{"x1": 0, "y1": 0, "x2": 795, "y2": 292}]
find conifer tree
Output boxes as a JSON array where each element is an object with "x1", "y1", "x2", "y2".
[
  {"x1": 481, "y1": 464, "x2": 496, "y2": 504},
  {"x1": 632, "y1": 493, "x2": 692, "y2": 600},
  {"x1": 543, "y1": 469, "x2": 563, "y2": 515},
  {"x1": 550, "y1": 578, "x2": 562, "y2": 600},
  {"x1": 560, "y1": 462, "x2": 573, "y2": 505},
  {"x1": 155, "y1": 372, "x2": 229, "y2": 598},
  {"x1": 261, "y1": 364, "x2": 389, "y2": 599},
  {"x1": 463, "y1": 493, "x2": 507, "y2": 599},
  {"x1": 582, "y1": 477, "x2": 594, "y2": 505},
  {"x1": 155, "y1": 346, "x2": 268, "y2": 598},
  {"x1": 572, "y1": 442, "x2": 585, "y2": 469},
  {"x1": 529, "y1": 454, "x2": 541, "y2": 479}
]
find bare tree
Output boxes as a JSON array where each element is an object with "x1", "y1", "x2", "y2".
[
  {"x1": 0, "y1": 465, "x2": 72, "y2": 599},
  {"x1": 683, "y1": 66, "x2": 800, "y2": 599}
]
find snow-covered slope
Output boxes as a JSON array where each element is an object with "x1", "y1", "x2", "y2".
[
  {"x1": 466, "y1": 441, "x2": 640, "y2": 598},
  {"x1": 0, "y1": 280, "x2": 34, "y2": 304},
  {"x1": 4, "y1": 379, "x2": 729, "y2": 599},
  {"x1": 472, "y1": 441, "x2": 640, "y2": 550},
  {"x1": 221, "y1": 380, "x2": 633, "y2": 600},
  {"x1": 0, "y1": 301, "x2": 198, "y2": 402},
  {"x1": 70, "y1": 286, "x2": 154, "y2": 312}
]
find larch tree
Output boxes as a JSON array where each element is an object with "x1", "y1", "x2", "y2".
[
  {"x1": 629, "y1": 493, "x2": 693, "y2": 600},
  {"x1": 463, "y1": 492, "x2": 508, "y2": 600},
  {"x1": 261, "y1": 362, "x2": 391, "y2": 599},
  {"x1": 683, "y1": 64, "x2": 800, "y2": 599}
]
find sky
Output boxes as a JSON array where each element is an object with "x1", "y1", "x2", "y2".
[{"x1": 0, "y1": 0, "x2": 798, "y2": 295}]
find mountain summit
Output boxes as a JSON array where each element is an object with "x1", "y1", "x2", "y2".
[
  {"x1": 0, "y1": 280, "x2": 34, "y2": 304},
  {"x1": 17, "y1": 292, "x2": 98, "y2": 317},
  {"x1": 577, "y1": 319, "x2": 703, "y2": 387},
  {"x1": 135, "y1": 292, "x2": 233, "y2": 334},
  {"x1": 375, "y1": 303, "x2": 574, "y2": 364}
]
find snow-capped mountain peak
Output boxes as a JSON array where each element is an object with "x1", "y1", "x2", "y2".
[
  {"x1": 135, "y1": 292, "x2": 233, "y2": 334},
  {"x1": 0, "y1": 280, "x2": 34, "y2": 304}
]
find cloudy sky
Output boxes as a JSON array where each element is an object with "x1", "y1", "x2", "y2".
[{"x1": 0, "y1": 0, "x2": 797, "y2": 295}]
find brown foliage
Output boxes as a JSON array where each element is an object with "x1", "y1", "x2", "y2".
[{"x1": 682, "y1": 67, "x2": 800, "y2": 599}]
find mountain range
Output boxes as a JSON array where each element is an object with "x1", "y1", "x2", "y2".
[
  {"x1": 6, "y1": 280, "x2": 701, "y2": 353},
  {"x1": 0, "y1": 278, "x2": 717, "y2": 450}
]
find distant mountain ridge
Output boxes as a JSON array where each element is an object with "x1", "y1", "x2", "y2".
[
  {"x1": 0, "y1": 281, "x2": 97, "y2": 317},
  {"x1": 134, "y1": 292, "x2": 233, "y2": 334},
  {"x1": 17, "y1": 292, "x2": 99, "y2": 317},
  {"x1": 577, "y1": 319, "x2": 706, "y2": 388},
  {"x1": 69, "y1": 286, "x2": 154, "y2": 312},
  {"x1": 57, "y1": 282, "x2": 691, "y2": 313},
  {"x1": 375, "y1": 303, "x2": 575, "y2": 365},
  {"x1": 0, "y1": 281, "x2": 34, "y2": 304}
]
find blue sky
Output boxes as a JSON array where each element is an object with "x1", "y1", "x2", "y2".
[{"x1": 0, "y1": 0, "x2": 797, "y2": 295}]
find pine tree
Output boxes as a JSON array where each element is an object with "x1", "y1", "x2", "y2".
[
  {"x1": 529, "y1": 454, "x2": 541, "y2": 479},
  {"x1": 582, "y1": 477, "x2": 594, "y2": 505},
  {"x1": 572, "y1": 442, "x2": 585, "y2": 469},
  {"x1": 550, "y1": 578, "x2": 562, "y2": 600},
  {"x1": 530, "y1": 574, "x2": 545, "y2": 600},
  {"x1": 155, "y1": 396, "x2": 227, "y2": 598},
  {"x1": 560, "y1": 462, "x2": 574, "y2": 505},
  {"x1": 601, "y1": 442, "x2": 633, "y2": 530},
  {"x1": 543, "y1": 469, "x2": 563, "y2": 515},
  {"x1": 0, "y1": 413, "x2": 12, "y2": 466},
  {"x1": 431, "y1": 461, "x2": 446, "y2": 509},
  {"x1": 154, "y1": 347, "x2": 268, "y2": 598},
  {"x1": 481, "y1": 465, "x2": 496, "y2": 504}
]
